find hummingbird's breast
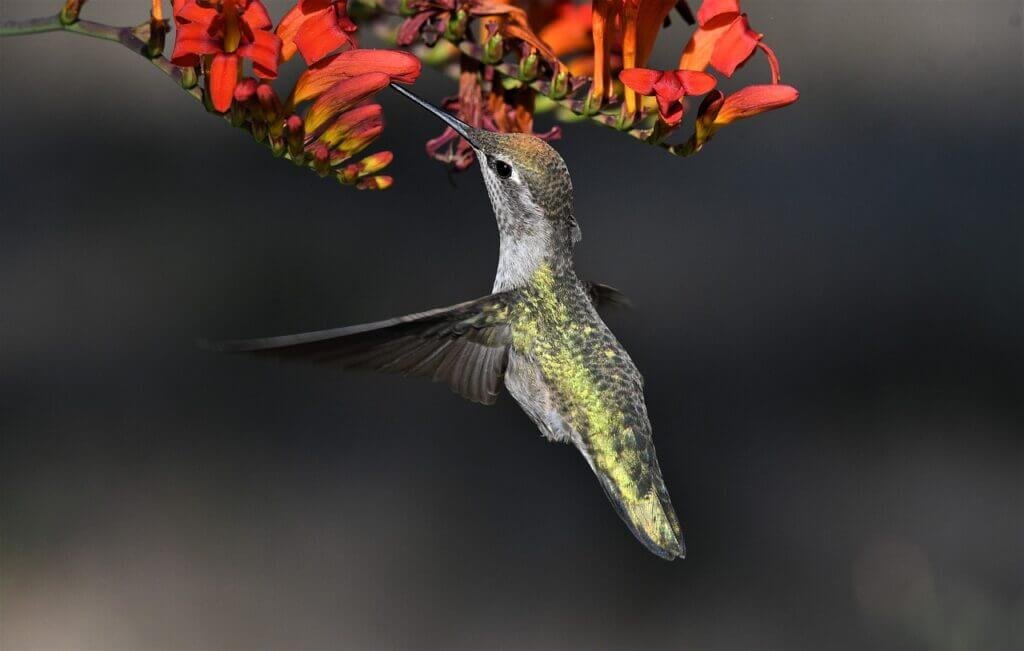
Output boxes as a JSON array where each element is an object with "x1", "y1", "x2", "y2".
[
  {"x1": 505, "y1": 264, "x2": 682, "y2": 557},
  {"x1": 507, "y1": 265, "x2": 648, "y2": 481}
]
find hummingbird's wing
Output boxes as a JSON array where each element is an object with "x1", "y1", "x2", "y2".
[
  {"x1": 205, "y1": 293, "x2": 515, "y2": 405},
  {"x1": 583, "y1": 282, "x2": 631, "y2": 310}
]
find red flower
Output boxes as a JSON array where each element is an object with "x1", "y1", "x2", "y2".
[
  {"x1": 619, "y1": 67, "x2": 716, "y2": 125},
  {"x1": 276, "y1": 0, "x2": 357, "y2": 65},
  {"x1": 680, "y1": 0, "x2": 779, "y2": 82},
  {"x1": 171, "y1": 0, "x2": 282, "y2": 112}
]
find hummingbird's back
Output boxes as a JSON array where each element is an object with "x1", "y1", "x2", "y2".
[{"x1": 505, "y1": 264, "x2": 685, "y2": 559}]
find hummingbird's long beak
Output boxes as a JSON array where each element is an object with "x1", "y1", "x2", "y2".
[{"x1": 390, "y1": 83, "x2": 479, "y2": 148}]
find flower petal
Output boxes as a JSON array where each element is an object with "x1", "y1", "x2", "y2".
[
  {"x1": 276, "y1": 0, "x2": 341, "y2": 61},
  {"x1": 634, "y1": 0, "x2": 675, "y2": 65},
  {"x1": 209, "y1": 53, "x2": 241, "y2": 112},
  {"x1": 275, "y1": 2, "x2": 308, "y2": 61},
  {"x1": 675, "y1": 70, "x2": 717, "y2": 95},
  {"x1": 656, "y1": 95, "x2": 685, "y2": 126},
  {"x1": 619, "y1": 68, "x2": 663, "y2": 96},
  {"x1": 652, "y1": 71, "x2": 684, "y2": 103},
  {"x1": 293, "y1": 5, "x2": 353, "y2": 65},
  {"x1": 241, "y1": 0, "x2": 273, "y2": 30},
  {"x1": 292, "y1": 49, "x2": 421, "y2": 104},
  {"x1": 317, "y1": 103, "x2": 383, "y2": 147},
  {"x1": 677, "y1": 14, "x2": 733, "y2": 71},
  {"x1": 236, "y1": 29, "x2": 282, "y2": 78},
  {"x1": 170, "y1": 22, "x2": 222, "y2": 65},
  {"x1": 173, "y1": 0, "x2": 217, "y2": 25},
  {"x1": 710, "y1": 14, "x2": 760, "y2": 77},
  {"x1": 303, "y1": 72, "x2": 390, "y2": 135},
  {"x1": 696, "y1": 0, "x2": 740, "y2": 26},
  {"x1": 714, "y1": 84, "x2": 799, "y2": 125},
  {"x1": 330, "y1": 124, "x2": 383, "y2": 163},
  {"x1": 396, "y1": 12, "x2": 432, "y2": 46}
]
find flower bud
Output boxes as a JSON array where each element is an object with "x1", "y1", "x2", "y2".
[
  {"x1": 229, "y1": 101, "x2": 248, "y2": 127},
  {"x1": 59, "y1": 0, "x2": 84, "y2": 25},
  {"x1": 147, "y1": 15, "x2": 169, "y2": 58},
  {"x1": 234, "y1": 77, "x2": 258, "y2": 103},
  {"x1": 257, "y1": 83, "x2": 282, "y2": 121},
  {"x1": 285, "y1": 114, "x2": 305, "y2": 158},
  {"x1": 445, "y1": 10, "x2": 468, "y2": 41},
  {"x1": 251, "y1": 120, "x2": 267, "y2": 143},
  {"x1": 269, "y1": 134, "x2": 286, "y2": 158},
  {"x1": 357, "y1": 175, "x2": 393, "y2": 191},
  {"x1": 694, "y1": 90, "x2": 725, "y2": 147},
  {"x1": 483, "y1": 31, "x2": 504, "y2": 64},
  {"x1": 180, "y1": 66, "x2": 198, "y2": 90},
  {"x1": 549, "y1": 68, "x2": 570, "y2": 100},
  {"x1": 356, "y1": 151, "x2": 393, "y2": 176},
  {"x1": 518, "y1": 48, "x2": 539, "y2": 82},
  {"x1": 310, "y1": 144, "x2": 331, "y2": 177},
  {"x1": 336, "y1": 164, "x2": 359, "y2": 185}
]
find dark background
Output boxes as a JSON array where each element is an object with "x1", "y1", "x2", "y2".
[{"x1": 2, "y1": 1, "x2": 1021, "y2": 649}]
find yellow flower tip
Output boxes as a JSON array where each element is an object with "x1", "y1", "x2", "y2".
[{"x1": 357, "y1": 151, "x2": 394, "y2": 176}]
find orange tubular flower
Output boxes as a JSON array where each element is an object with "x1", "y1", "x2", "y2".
[
  {"x1": 276, "y1": 0, "x2": 357, "y2": 65},
  {"x1": 619, "y1": 67, "x2": 716, "y2": 125},
  {"x1": 171, "y1": 0, "x2": 282, "y2": 112},
  {"x1": 590, "y1": 0, "x2": 676, "y2": 113}
]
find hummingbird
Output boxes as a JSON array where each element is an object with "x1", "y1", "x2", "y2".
[{"x1": 210, "y1": 84, "x2": 685, "y2": 560}]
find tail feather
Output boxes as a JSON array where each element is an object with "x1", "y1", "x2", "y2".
[{"x1": 596, "y1": 472, "x2": 685, "y2": 560}]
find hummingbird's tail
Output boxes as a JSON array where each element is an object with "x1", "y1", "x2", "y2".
[{"x1": 591, "y1": 454, "x2": 685, "y2": 560}]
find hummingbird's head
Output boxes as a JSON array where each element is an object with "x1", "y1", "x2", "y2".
[{"x1": 391, "y1": 84, "x2": 580, "y2": 254}]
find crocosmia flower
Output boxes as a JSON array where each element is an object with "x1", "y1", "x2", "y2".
[
  {"x1": 171, "y1": 0, "x2": 282, "y2": 112},
  {"x1": 619, "y1": 67, "x2": 716, "y2": 125}
]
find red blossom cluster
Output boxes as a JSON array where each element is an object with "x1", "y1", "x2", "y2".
[
  {"x1": 162, "y1": 0, "x2": 797, "y2": 184},
  {"x1": 392, "y1": 0, "x2": 797, "y2": 162},
  {"x1": 619, "y1": 0, "x2": 798, "y2": 150},
  {"x1": 170, "y1": 0, "x2": 420, "y2": 189},
  {"x1": 3, "y1": 0, "x2": 799, "y2": 189}
]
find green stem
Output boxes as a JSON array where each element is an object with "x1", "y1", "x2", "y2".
[
  {"x1": 0, "y1": 14, "x2": 65, "y2": 36},
  {"x1": 0, "y1": 13, "x2": 202, "y2": 101}
]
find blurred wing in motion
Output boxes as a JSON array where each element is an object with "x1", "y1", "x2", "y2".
[
  {"x1": 584, "y1": 281, "x2": 632, "y2": 310},
  {"x1": 205, "y1": 293, "x2": 516, "y2": 405}
]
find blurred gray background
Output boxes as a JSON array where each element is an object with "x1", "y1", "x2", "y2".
[{"x1": 1, "y1": 1, "x2": 1021, "y2": 649}]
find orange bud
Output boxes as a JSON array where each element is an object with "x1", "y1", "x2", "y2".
[
  {"x1": 713, "y1": 84, "x2": 798, "y2": 126},
  {"x1": 356, "y1": 150, "x2": 393, "y2": 176},
  {"x1": 356, "y1": 175, "x2": 393, "y2": 191}
]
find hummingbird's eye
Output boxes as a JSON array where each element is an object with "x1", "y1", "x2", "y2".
[{"x1": 490, "y1": 159, "x2": 513, "y2": 179}]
